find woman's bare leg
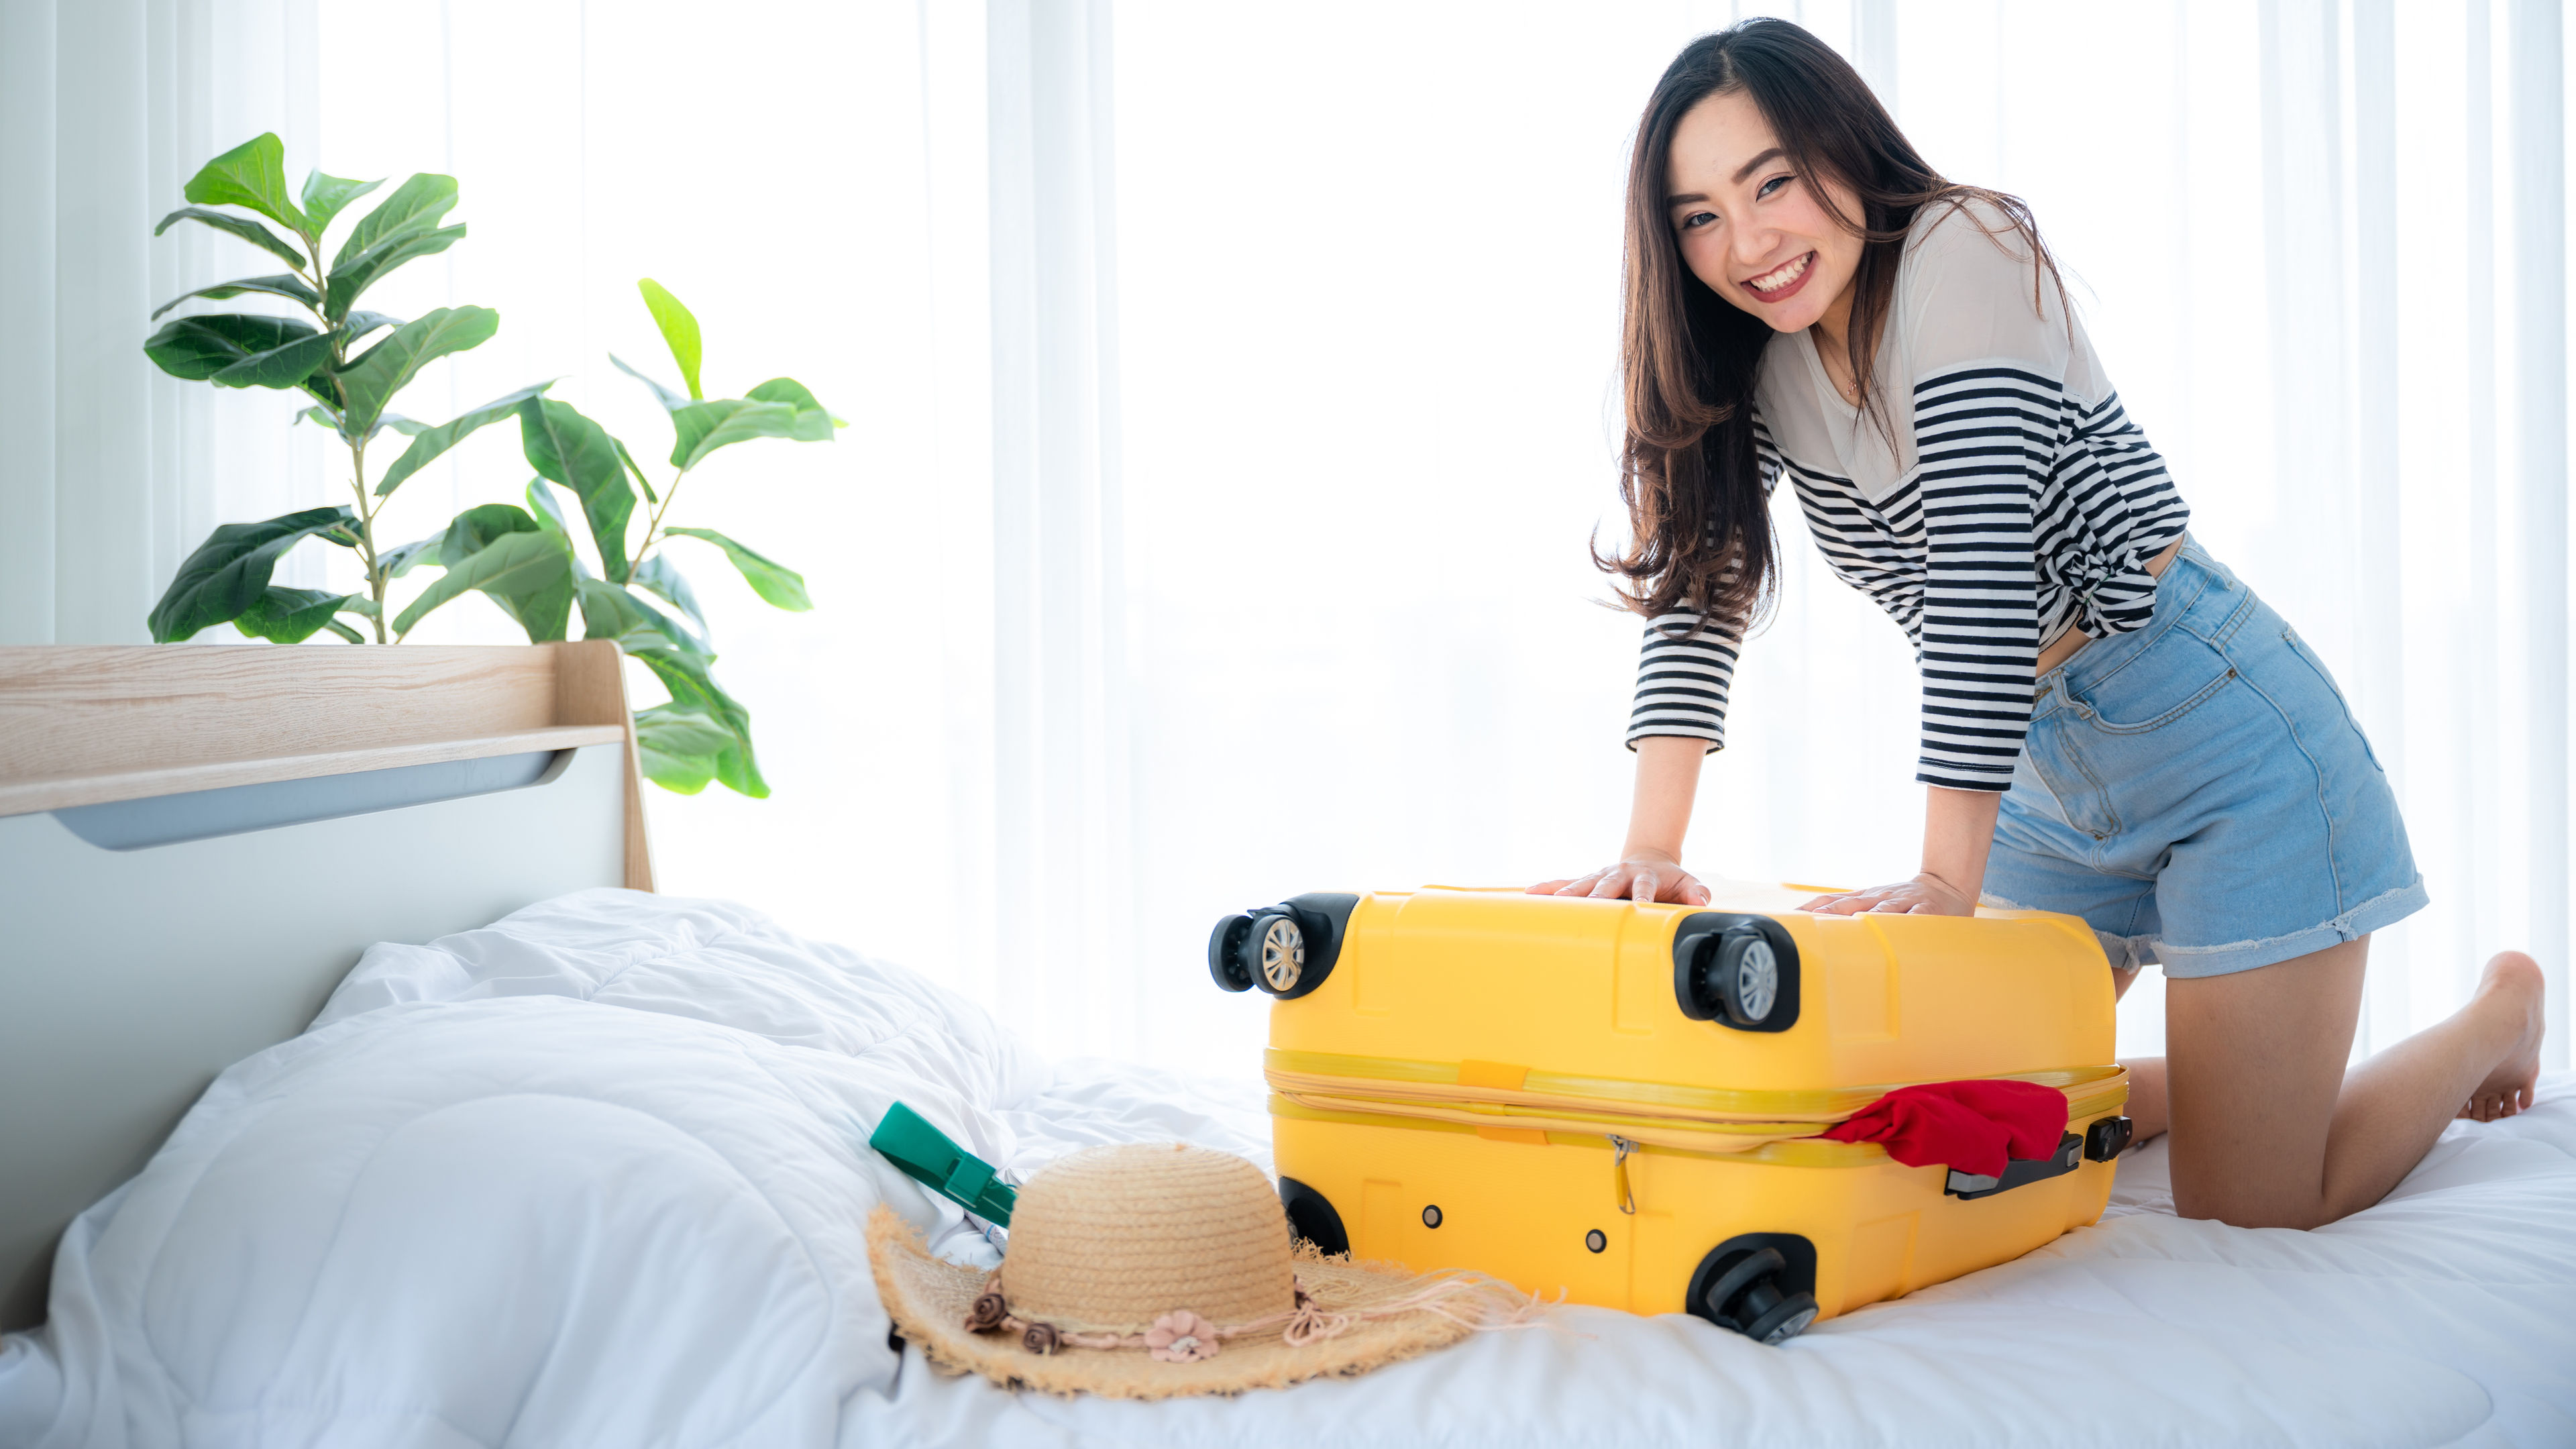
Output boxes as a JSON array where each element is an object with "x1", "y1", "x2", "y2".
[
  {"x1": 2107, "y1": 965, "x2": 2170, "y2": 1144},
  {"x1": 2119, "y1": 1056, "x2": 2168, "y2": 1142},
  {"x1": 2165, "y1": 940, "x2": 2545, "y2": 1228}
]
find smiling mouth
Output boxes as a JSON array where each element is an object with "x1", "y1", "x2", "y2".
[{"x1": 1743, "y1": 252, "x2": 1815, "y2": 297}]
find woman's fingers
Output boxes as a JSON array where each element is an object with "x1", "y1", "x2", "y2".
[{"x1": 1536, "y1": 864, "x2": 1711, "y2": 905}]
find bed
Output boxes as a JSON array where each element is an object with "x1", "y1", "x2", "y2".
[{"x1": 1, "y1": 648, "x2": 2571, "y2": 1448}]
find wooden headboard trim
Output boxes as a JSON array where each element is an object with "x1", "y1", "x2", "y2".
[{"x1": 0, "y1": 642, "x2": 655, "y2": 891}]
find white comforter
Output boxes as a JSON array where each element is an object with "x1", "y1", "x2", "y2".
[{"x1": 2, "y1": 890, "x2": 2569, "y2": 1448}]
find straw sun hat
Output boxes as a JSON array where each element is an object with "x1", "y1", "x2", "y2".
[{"x1": 868, "y1": 1141, "x2": 1534, "y2": 1399}]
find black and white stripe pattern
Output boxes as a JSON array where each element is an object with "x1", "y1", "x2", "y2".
[{"x1": 1629, "y1": 372, "x2": 2189, "y2": 791}]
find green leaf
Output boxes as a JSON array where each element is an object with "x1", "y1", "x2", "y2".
[
  {"x1": 144, "y1": 313, "x2": 316, "y2": 380},
  {"x1": 333, "y1": 172, "x2": 458, "y2": 267},
  {"x1": 344, "y1": 310, "x2": 402, "y2": 345},
  {"x1": 574, "y1": 578, "x2": 706, "y2": 655},
  {"x1": 147, "y1": 504, "x2": 354, "y2": 641},
  {"x1": 633, "y1": 552, "x2": 709, "y2": 643},
  {"x1": 631, "y1": 646, "x2": 767, "y2": 796},
  {"x1": 633, "y1": 704, "x2": 736, "y2": 794},
  {"x1": 745, "y1": 376, "x2": 842, "y2": 437},
  {"x1": 299, "y1": 168, "x2": 382, "y2": 233},
  {"x1": 519, "y1": 398, "x2": 635, "y2": 584},
  {"x1": 637, "y1": 278, "x2": 704, "y2": 400},
  {"x1": 233, "y1": 586, "x2": 358, "y2": 644},
  {"x1": 154, "y1": 207, "x2": 307, "y2": 269},
  {"x1": 323, "y1": 222, "x2": 466, "y2": 319},
  {"x1": 611, "y1": 435, "x2": 659, "y2": 504},
  {"x1": 394, "y1": 527, "x2": 574, "y2": 640},
  {"x1": 333, "y1": 306, "x2": 500, "y2": 438},
  {"x1": 300, "y1": 403, "x2": 423, "y2": 441},
  {"x1": 665, "y1": 397, "x2": 802, "y2": 472},
  {"x1": 214, "y1": 329, "x2": 337, "y2": 390},
  {"x1": 436, "y1": 502, "x2": 541, "y2": 566},
  {"x1": 610, "y1": 352, "x2": 691, "y2": 414},
  {"x1": 665, "y1": 527, "x2": 810, "y2": 610},
  {"x1": 181, "y1": 133, "x2": 305, "y2": 234},
  {"x1": 142, "y1": 313, "x2": 335, "y2": 392},
  {"x1": 378, "y1": 536, "x2": 440, "y2": 578},
  {"x1": 150, "y1": 273, "x2": 320, "y2": 321},
  {"x1": 524, "y1": 480, "x2": 597, "y2": 581},
  {"x1": 372, "y1": 380, "x2": 555, "y2": 497}
]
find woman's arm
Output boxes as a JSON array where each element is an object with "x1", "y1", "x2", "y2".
[
  {"x1": 1802, "y1": 785, "x2": 2000, "y2": 915},
  {"x1": 1528, "y1": 735, "x2": 1715, "y2": 904}
]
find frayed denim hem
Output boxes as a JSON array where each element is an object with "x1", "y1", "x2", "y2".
[{"x1": 2152, "y1": 877, "x2": 2431, "y2": 979}]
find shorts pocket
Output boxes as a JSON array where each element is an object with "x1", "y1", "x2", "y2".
[
  {"x1": 2281, "y1": 626, "x2": 2387, "y2": 772},
  {"x1": 2071, "y1": 623, "x2": 2239, "y2": 735}
]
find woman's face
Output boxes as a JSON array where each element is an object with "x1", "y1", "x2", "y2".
[{"x1": 1664, "y1": 89, "x2": 1865, "y2": 336}]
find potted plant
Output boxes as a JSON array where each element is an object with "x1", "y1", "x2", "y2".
[{"x1": 142, "y1": 133, "x2": 838, "y2": 796}]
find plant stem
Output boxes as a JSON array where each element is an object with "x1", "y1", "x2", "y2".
[
  {"x1": 349, "y1": 438, "x2": 385, "y2": 643},
  {"x1": 631, "y1": 469, "x2": 688, "y2": 576}
]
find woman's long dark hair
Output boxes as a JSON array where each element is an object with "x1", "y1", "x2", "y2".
[{"x1": 1601, "y1": 19, "x2": 2062, "y2": 633}]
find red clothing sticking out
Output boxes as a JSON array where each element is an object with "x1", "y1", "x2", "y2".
[{"x1": 1819, "y1": 1080, "x2": 2070, "y2": 1178}]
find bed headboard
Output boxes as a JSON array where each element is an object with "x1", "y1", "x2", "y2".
[{"x1": 0, "y1": 641, "x2": 654, "y2": 1332}]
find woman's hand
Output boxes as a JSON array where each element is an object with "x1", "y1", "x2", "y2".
[
  {"x1": 1801, "y1": 871, "x2": 1977, "y2": 916},
  {"x1": 1529, "y1": 851, "x2": 1713, "y2": 905}
]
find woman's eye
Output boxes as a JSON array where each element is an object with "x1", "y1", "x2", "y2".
[
  {"x1": 1757, "y1": 174, "x2": 1792, "y2": 200},
  {"x1": 1679, "y1": 210, "x2": 1718, "y2": 231}
]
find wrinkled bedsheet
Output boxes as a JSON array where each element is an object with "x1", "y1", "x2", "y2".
[{"x1": 1, "y1": 889, "x2": 2569, "y2": 1448}]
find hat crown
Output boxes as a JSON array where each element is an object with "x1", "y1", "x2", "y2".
[{"x1": 1000, "y1": 1142, "x2": 1296, "y2": 1332}]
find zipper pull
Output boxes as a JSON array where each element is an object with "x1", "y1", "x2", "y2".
[{"x1": 1609, "y1": 1134, "x2": 1637, "y2": 1216}]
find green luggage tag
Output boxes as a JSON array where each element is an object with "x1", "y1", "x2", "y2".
[{"x1": 868, "y1": 1100, "x2": 1017, "y2": 1227}]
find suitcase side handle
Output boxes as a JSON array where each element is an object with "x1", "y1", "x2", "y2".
[
  {"x1": 1673, "y1": 914, "x2": 1801, "y2": 1032},
  {"x1": 1944, "y1": 1130, "x2": 2084, "y2": 1199}
]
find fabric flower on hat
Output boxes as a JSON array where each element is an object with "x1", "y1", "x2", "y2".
[
  {"x1": 1146, "y1": 1311, "x2": 1220, "y2": 1363},
  {"x1": 1022, "y1": 1322, "x2": 1061, "y2": 1356},
  {"x1": 964, "y1": 1288, "x2": 1008, "y2": 1334}
]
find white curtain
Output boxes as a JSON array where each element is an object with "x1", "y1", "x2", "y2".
[
  {"x1": 0, "y1": 0, "x2": 323, "y2": 645},
  {"x1": 11, "y1": 0, "x2": 2568, "y2": 1078},
  {"x1": 1114, "y1": 0, "x2": 2575, "y2": 1074}
]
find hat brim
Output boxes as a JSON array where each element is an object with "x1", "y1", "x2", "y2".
[{"x1": 867, "y1": 1205, "x2": 1495, "y2": 1400}]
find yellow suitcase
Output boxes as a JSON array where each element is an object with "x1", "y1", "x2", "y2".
[{"x1": 1206, "y1": 883, "x2": 2132, "y2": 1344}]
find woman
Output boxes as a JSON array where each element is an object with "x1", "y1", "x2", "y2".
[{"x1": 1534, "y1": 19, "x2": 2544, "y2": 1230}]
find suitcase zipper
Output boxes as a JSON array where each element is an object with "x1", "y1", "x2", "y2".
[{"x1": 1609, "y1": 1134, "x2": 1637, "y2": 1215}]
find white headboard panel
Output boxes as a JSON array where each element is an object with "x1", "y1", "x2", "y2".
[{"x1": 0, "y1": 643, "x2": 653, "y2": 1332}]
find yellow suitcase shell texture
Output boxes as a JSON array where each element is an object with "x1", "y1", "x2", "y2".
[{"x1": 1210, "y1": 883, "x2": 2129, "y2": 1341}]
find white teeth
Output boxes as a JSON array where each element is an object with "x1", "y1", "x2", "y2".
[{"x1": 1748, "y1": 252, "x2": 1811, "y2": 292}]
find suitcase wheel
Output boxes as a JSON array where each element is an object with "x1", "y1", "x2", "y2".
[
  {"x1": 1207, "y1": 894, "x2": 1357, "y2": 1001},
  {"x1": 1278, "y1": 1176, "x2": 1348, "y2": 1255},
  {"x1": 1248, "y1": 911, "x2": 1307, "y2": 994},
  {"x1": 1673, "y1": 917, "x2": 1800, "y2": 1031},
  {"x1": 1208, "y1": 914, "x2": 1258, "y2": 991},
  {"x1": 1688, "y1": 1234, "x2": 1821, "y2": 1346}
]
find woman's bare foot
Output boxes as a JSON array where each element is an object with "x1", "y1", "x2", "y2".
[{"x1": 2459, "y1": 951, "x2": 2546, "y2": 1122}]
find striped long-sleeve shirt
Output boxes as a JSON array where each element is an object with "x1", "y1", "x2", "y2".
[{"x1": 1629, "y1": 198, "x2": 2190, "y2": 792}]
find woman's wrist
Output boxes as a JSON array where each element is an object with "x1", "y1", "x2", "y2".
[{"x1": 1921, "y1": 786, "x2": 2003, "y2": 905}]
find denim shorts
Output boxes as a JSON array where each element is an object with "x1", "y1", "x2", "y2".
[{"x1": 1980, "y1": 541, "x2": 2427, "y2": 978}]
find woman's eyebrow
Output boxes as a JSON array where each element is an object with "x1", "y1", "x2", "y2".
[{"x1": 1665, "y1": 147, "x2": 1790, "y2": 207}]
